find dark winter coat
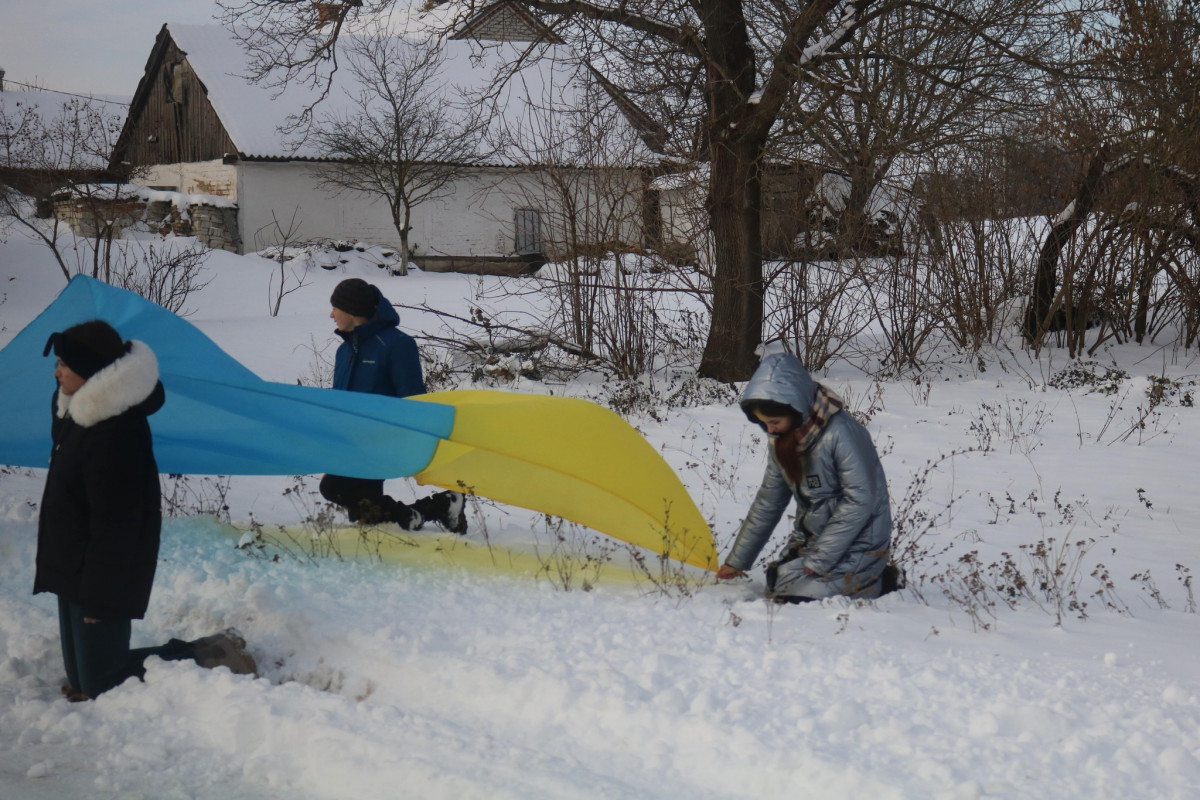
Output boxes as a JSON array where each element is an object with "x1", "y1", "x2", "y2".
[
  {"x1": 332, "y1": 286, "x2": 425, "y2": 398},
  {"x1": 725, "y1": 352, "x2": 892, "y2": 599},
  {"x1": 34, "y1": 341, "x2": 165, "y2": 620}
]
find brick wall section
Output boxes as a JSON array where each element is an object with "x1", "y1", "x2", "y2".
[
  {"x1": 467, "y1": 10, "x2": 539, "y2": 41},
  {"x1": 142, "y1": 161, "x2": 239, "y2": 202},
  {"x1": 182, "y1": 162, "x2": 237, "y2": 198}
]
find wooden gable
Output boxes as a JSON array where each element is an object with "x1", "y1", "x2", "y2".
[{"x1": 110, "y1": 25, "x2": 237, "y2": 172}]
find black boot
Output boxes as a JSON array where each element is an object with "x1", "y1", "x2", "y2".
[{"x1": 413, "y1": 491, "x2": 467, "y2": 534}]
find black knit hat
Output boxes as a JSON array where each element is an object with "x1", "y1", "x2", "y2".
[
  {"x1": 43, "y1": 320, "x2": 129, "y2": 379},
  {"x1": 330, "y1": 278, "x2": 378, "y2": 318}
]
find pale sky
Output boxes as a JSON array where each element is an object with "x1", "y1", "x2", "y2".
[{"x1": 0, "y1": 0, "x2": 222, "y2": 98}]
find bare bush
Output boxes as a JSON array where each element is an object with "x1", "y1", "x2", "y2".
[
  {"x1": 967, "y1": 397, "x2": 1053, "y2": 455},
  {"x1": 534, "y1": 254, "x2": 704, "y2": 379},
  {"x1": 531, "y1": 514, "x2": 615, "y2": 592},
  {"x1": 923, "y1": 217, "x2": 1035, "y2": 353},
  {"x1": 113, "y1": 241, "x2": 212, "y2": 315},
  {"x1": 255, "y1": 210, "x2": 313, "y2": 317},
  {"x1": 763, "y1": 259, "x2": 872, "y2": 372},
  {"x1": 888, "y1": 450, "x2": 974, "y2": 603},
  {"x1": 859, "y1": 250, "x2": 942, "y2": 373},
  {"x1": 161, "y1": 474, "x2": 233, "y2": 523}
]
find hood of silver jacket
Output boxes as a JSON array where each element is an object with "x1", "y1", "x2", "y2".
[{"x1": 739, "y1": 352, "x2": 815, "y2": 425}]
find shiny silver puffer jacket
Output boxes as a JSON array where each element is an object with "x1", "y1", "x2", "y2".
[{"x1": 725, "y1": 353, "x2": 892, "y2": 599}]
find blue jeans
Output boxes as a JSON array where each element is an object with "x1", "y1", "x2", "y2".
[{"x1": 57, "y1": 596, "x2": 192, "y2": 698}]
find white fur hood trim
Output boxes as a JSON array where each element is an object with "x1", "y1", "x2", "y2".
[{"x1": 56, "y1": 340, "x2": 160, "y2": 428}]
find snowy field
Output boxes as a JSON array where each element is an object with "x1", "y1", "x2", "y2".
[{"x1": 2, "y1": 228, "x2": 1200, "y2": 799}]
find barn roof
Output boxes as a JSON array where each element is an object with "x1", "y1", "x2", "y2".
[{"x1": 120, "y1": 22, "x2": 653, "y2": 168}]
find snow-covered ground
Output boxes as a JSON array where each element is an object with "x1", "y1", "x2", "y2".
[{"x1": 3, "y1": 228, "x2": 1200, "y2": 799}]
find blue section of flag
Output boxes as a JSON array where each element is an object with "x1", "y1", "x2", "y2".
[{"x1": 0, "y1": 276, "x2": 453, "y2": 477}]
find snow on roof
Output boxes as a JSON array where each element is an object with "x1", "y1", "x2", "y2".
[
  {"x1": 138, "y1": 185, "x2": 237, "y2": 209},
  {"x1": 49, "y1": 183, "x2": 233, "y2": 212},
  {"x1": 166, "y1": 23, "x2": 651, "y2": 167},
  {"x1": 650, "y1": 164, "x2": 708, "y2": 191}
]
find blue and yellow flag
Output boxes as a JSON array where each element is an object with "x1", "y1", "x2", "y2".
[{"x1": 0, "y1": 276, "x2": 716, "y2": 570}]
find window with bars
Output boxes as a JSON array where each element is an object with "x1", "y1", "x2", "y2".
[{"x1": 514, "y1": 208, "x2": 542, "y2": 255}]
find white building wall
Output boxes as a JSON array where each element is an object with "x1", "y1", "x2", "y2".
[
  {"x1": 656, "y1": 182, "x2": 711, "y2": 265},
  {"x1": 412, "y1": 170, "x2": 540, "y2": 259},
  {"x1": 235, "y1": 162, "x2": 610, "y2": 259},
  {"x1": 141, "y1": 161, "x2": 238, "y2": 200},
  {"x1": 437, "y1": 167, "x2": 646, "y2": 259},
  {"x1": 236, "y1": 162, "x2": 529, "y2": 256},
  {"x1": 236, "y1": 162, "x2": 393, "y2": 251},
  {"x1": 125, "y1": 161, "x2": 645, "y2": 264}
]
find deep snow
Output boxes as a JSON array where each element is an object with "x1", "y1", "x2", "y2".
[{"x1": 2, "y1": 228, "x2": 1200, "y2": 799}]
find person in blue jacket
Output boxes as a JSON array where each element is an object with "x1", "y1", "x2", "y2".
[
  {"x1": 319, "y1": 278, "x2": 467, "y2": 533},
  {"x1": 716, "y1": 350, "x2": 893, "y2": 602}
]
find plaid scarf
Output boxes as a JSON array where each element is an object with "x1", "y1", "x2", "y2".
[{"x1": 774, "y1": 383, "x2": 843, "y2": 484}]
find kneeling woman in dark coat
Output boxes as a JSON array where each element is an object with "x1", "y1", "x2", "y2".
[
  {"x1": 716, "y1": 351, "x2": 893, "y2": 602},
  {"x1": 34, "y1": 321, "x2": 241, "y2": 699}
]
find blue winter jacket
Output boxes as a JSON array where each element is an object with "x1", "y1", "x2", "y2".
[
  {"x1": 332, "y1": 286, "x2": 425, "y2": 398},
  {"x1": 725, "y1": 352, "x2": 892, "y2": 599}
]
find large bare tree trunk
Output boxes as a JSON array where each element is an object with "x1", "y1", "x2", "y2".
[
  {"x1": 700, "y1": 137, "x2": 765, "y2": 382},
  {"x1": 696, "y1": 0, "x2": 765, "y2": 383},
  {"x1": 1022, "y1": 151, "x2": 1110, "y2": 344}
]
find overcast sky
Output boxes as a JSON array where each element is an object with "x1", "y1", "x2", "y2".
[{"x1": 0, "y1": 0, "x2": 222, "y2": 98}]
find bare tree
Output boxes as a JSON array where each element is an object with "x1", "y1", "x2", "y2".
[
  {"x1": 497, "y1": 74, "x2": 695, "y2": 378},
  {"x1": 0, "y1": 93, "x2": 218, "y2": 317},
  {"x1": 219, "y1": 0, "x2": 1100, "y2": 380},
  {"x1": 0, "y1": 95, "x2": 67, "y2": 270},
  {"x1": 309, "y1": 32, "x2": 493, "y2": 273},
  {"x1": 1022, "y1": 0, "x2": 1200, "y2": 349},
  {"x1": 256, "y1": 209, "x2": 314, "y2": 317},
  {"x1": 0, "y1": 94, "x2": 131, "y2": 281},
  {"x1": 785, "y1": 3, "x2": 1057, "y2": 257},
  {"x1": 218, "y1": 0, "x2": 382, "y2": 115}
]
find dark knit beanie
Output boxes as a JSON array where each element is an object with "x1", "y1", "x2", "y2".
[
  {"x1": 330, "y1": 278, "x2": 378, "y2": 318},
  {"x1": 43, "y1": 320, "x2": 129, "y2": 379}
]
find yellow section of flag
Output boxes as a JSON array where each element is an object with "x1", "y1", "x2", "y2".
[{"x1": 413, "y1": 390, "x2": 716, "y2": 571}]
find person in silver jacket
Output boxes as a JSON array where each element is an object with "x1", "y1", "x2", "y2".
[{"x1": 716, "y1": 351, "x2": 892, "y2": 601}]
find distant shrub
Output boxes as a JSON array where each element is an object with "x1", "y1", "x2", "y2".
[
  {"x1": 1145, "y1": 375, "x2": 1196, "y2": 408},
  {"x1": 1048, "y1": 361, "x2": 1128, "y2": 394}
]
